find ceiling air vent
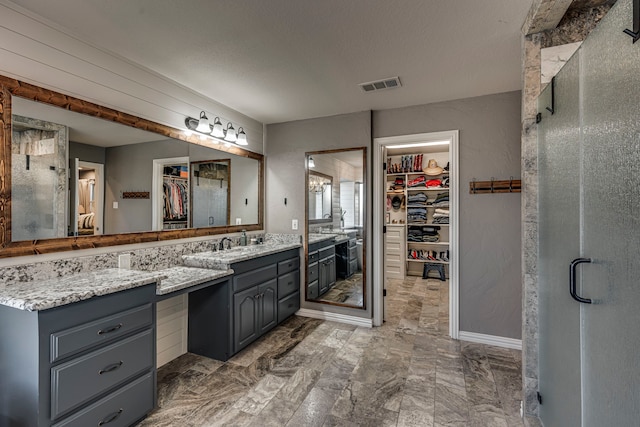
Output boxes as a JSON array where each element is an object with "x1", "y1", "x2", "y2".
[{"x1": 359, "y1": 76, "x2": 402, "y2": 93}]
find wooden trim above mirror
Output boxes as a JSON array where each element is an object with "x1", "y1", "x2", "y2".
[{"x1": 0, "y1": 75, "x2": 264, "y2": 258}]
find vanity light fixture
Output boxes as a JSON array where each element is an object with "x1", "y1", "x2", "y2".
[
  {"x1": 236, "y1": 127, "x2": 248, "y2": 146},
  {"x1": 308, "y1": 157, "x2": 315, "y2": 168},
  {"x1": 184, "y1": 112, "x2": 247, "y2": 146},
  {"x1": 224, "y1": 122, "x2": 237, "y2": 143}
]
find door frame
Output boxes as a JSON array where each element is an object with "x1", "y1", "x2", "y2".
[
  {"x1": 152, "y1": 157, "x2": 190, "y2": 231},
  {"x1": 78, "y1": 161, "x2": 105, "y2": 235},
  {"x1": 372, "y1": 130, "x2": 459, "y2": 338}
]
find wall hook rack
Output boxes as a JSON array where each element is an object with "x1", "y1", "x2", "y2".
[
  {"x1": 624, "y1": 0, "x2": 640, "y2": 43},
  {"x1": 121, "y1": 191, "x2": 150, "y2": 199},
  {"x1": 469, "y1": 177, "x2": 521, "y2": 194}
]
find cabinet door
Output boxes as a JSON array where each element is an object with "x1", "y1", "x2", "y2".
[
  {"x1": 258, "y1": 279, "x2": 277, "y2": 334},
  {"x1": 327, "y1": 255, "x2": 336, "y2": 288},
  {"x1": 233, "y1": 286, "x2": 259, "y2": 352},
  {"x1": 318, "y1": 258, "x2": 329, "y2": 294}
]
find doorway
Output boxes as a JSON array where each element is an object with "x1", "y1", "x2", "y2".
[
  {"x1": 372, "y1": 131, "x2": 459, "y2": 338},
  {"x1": 70, "y1": 160, "x2": 104, "y2": 236}
]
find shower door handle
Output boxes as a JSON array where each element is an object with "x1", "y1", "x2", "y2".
[{"x1": 569, "y1": 258, "x2": 592, "y2": 304}]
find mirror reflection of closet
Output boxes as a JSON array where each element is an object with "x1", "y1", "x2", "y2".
[
  {"x1": 305, "y1": 148, "x2": 366, "y2": 309},
  {"x1": 191, "y1": 159, "x2": 230, "y2": 227}
]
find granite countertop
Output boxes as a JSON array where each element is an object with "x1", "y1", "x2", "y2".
[
  {"x1": 182, "y1": 242, "x2": 302, "y2": 270},
  {"x1": 308, "y1": 233, "x2": 338, "y2": 244},
  {"x1": 0, "y1": 268, "x2": 166, "y2": 312},
  {"x1": 154, "y1": 266, "x2": 234, "y2": 296}
]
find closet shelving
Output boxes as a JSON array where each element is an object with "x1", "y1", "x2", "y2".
[
  {"x1": 386, "y1": 151, "x2": 451, "y2": 276},
  {"x1": 163, "y1": 172, "x2": 189, "y2": 230}
]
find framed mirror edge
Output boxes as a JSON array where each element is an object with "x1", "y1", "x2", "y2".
[
  {"x1": 304, "y1": 147, "x2": 367, "y2": 310},
  {"x1": 0, "y1": 75, "x2": 264, "y2": 258}
]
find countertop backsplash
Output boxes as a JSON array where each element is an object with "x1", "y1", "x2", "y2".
[{"x1": 0, "y1": 232, "x2": 277, "y2": 285}]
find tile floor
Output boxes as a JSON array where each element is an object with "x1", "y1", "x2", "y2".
[{"x1": 138, "y1": 276, "x2": 524, "y2": 426}]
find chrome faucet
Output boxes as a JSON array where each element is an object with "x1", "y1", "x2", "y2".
[{"x1": 218, "y1": 237, "x2": 232, "y2": 250}]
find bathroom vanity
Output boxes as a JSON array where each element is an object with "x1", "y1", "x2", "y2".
[{"x1": 0, "y1": 243, "x2": 300, "y2": 427}]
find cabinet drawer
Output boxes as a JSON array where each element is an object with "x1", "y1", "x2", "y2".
[
  {"x1": 278, "y1": 270, "x2": 299, "y2": 299},
  {"x1": 51, "y1": 329, "x2": 154, "y2": 420},
  {"x1": 52, "y1": 372, "x2": 153, "y2": 427},
  {"x1": 307, "y1": 262, "x2": 319, "y2": 282},
  {"x1": 308, "y1": 250, "x2": 319, "y2": 264},
  {"x1": 348, "y1": 246, "x2": 357, "y2": 261},
  {"x1": 348, "y1": 238, "x2": 357, "y2": 248},
  {"x1": 50, "y1": 304, "x2": 152, "y2": 363},
  {"x1": 278, "y1": 257, "x2": 300, "y2": 275},
  {"x1": 319, "y1": 246, "x2": 335, "y2": 259},
  {"x1": 307, "y1": 281, "x2": 319, "y2": 300},
  {"x1": 277, "y1": 291, "x2": 300, "y2": 323},
  {"x1": 233, "y1": 263, "x2": 277, "y2": 293}
]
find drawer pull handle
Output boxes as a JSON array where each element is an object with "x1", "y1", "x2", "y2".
[
  {"x1": 98, "y1": 408, "x2": 123, "y2": 425},
  {"x1": 99, "y1": 361, "x2": 123, "y2": 375},
  {"x1": 97, "y1": 323, "x2": 123, "y2": 335},
  {"x1": 288, "y1": 303, "x2": 294, "y2": 308},
  {"x1": 288, "y1": 281, "x2": 293, "y2": 286}
]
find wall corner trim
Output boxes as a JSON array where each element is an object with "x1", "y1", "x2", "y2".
[
  {"x1": 458, "y1": 331, "x2": 522, "y2": 350},
  {"x1": 296, "y1": 308, "x2": 373, "y2": 328}
]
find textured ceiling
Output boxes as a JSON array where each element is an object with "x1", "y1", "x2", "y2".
[{"x1": 8, "y1": 0, "x2": 532, "y2": 124}]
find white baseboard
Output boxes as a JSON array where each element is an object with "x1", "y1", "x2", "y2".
[
  {"x1": 458, "y1": 331, "x2": 522, "y2": 350},
  {"x1": 296, "y1": 308, "x2": 373, "y2": 328}
]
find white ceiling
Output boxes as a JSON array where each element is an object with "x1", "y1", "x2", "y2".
[{"x1": 8, "y1": 0, "x2": 532, "y2": 125}]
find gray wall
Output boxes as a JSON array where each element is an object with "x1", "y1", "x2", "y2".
[
  {"x1": 70, "y1": 141, "x2": 106, "y2": 165},
  {"x1": 374, "y1": 91, "x2": 522, "y2": 339},
  {"x1": 266, "y1": 111, "x2": 372, "y2": 318}
]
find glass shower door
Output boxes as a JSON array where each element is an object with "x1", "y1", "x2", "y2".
[
  {"x1": 537, "y1": 53, "x2": 582, "y2": 427},
  {"x1": 579, "y1": 0, "x2": 640, "y2": 424}
]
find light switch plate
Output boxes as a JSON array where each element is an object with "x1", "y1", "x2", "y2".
[
  {"x1": 113, "y1": 201, "x2": 118, "y2": 209},
  {"x1": 292, "y1": 219, "x2": 298, "y2": 230},
  {"x1": 236, "y1": 218, "x2": 242, "y2": 225}
]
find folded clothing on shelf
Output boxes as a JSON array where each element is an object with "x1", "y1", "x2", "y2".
[
  {"x1": 408, "y1": 207, "x2": 427, "y2": 216},
  {"x1": 407, "y1": 192, "x2": 428, "y2": 204},
  {"x1": 407, "y1": 225, "x2": 440, "y2": 242},
  {"x1": 408, "y1": 175, "x2": 426, "y2": 187}
]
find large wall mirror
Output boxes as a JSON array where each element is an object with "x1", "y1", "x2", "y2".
[
  {"x1": 0, "y1": 76, "x2": 263, "y2": 257},
  {"x1": 305, "y1": 148, "x2": 366, "y2": 309}
]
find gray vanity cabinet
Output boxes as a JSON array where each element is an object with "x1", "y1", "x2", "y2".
[
  {"x1": 308, "y1": 240, "x2": 336, "y2": 298},
  {"x1": 0, "y1": 284, "x2": 156, "y2": 427},
  {"x1": 230, "y1": 249, "x2": 299, "y2": 354},
  {"x1": 233, "y1": 279, "x2": 277, "y2": 351}
]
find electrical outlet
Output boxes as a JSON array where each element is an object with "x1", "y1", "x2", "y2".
[
  {"x1": 118, "y1": 253, "x2": 131, "y2": 269},
  {"x1": 236, "y1": 218, "x2": 242, "y2": 225},
  {"x1": 292, "y1": 219, "x2": 298, "y2": 230}
]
